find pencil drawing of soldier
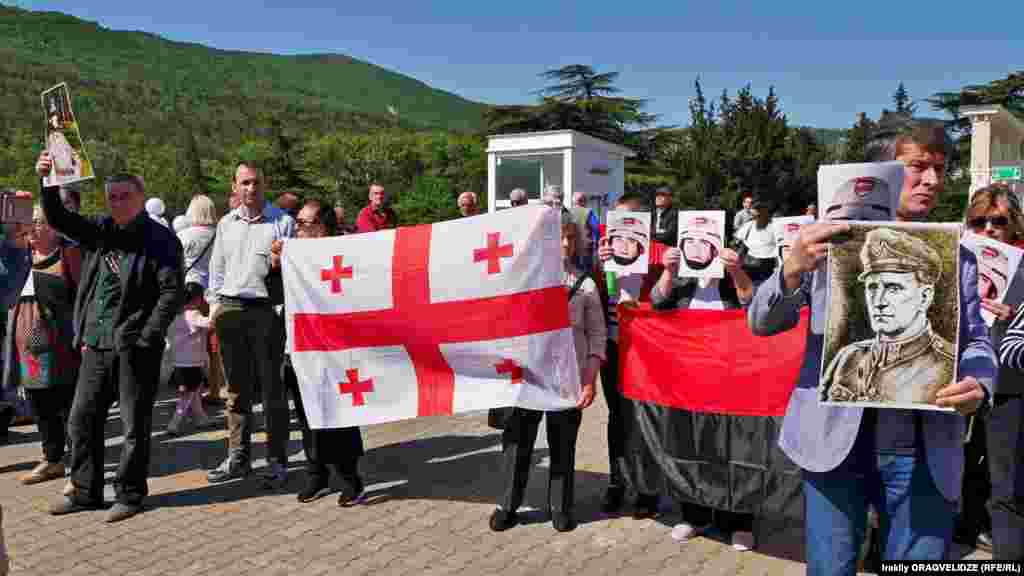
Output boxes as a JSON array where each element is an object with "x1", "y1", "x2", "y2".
[{"x1": 822, "y1": 227, "x2": 955, "y2": 405}]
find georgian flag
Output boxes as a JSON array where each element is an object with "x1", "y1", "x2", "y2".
[{"x1": 283, "y1": 206, "x2": 580, "y2": 428}]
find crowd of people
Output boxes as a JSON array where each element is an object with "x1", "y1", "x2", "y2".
[{"x1": 0, "y1": 115, "x2": 1018, "y2": 576}]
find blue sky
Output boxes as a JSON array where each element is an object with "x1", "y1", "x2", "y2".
[{"x1": 14, "y1": 0, "x2": 1024, "y2": 128}]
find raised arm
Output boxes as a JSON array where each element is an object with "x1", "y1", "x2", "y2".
[{"x1": 36, "y1": 152, "x2": 101, "y2": 250}]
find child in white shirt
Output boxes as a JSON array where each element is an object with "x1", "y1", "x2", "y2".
[{"x1": 167, "y1": 283, "x2": 212, "y2": 435}]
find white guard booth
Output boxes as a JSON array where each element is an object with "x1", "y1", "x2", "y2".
[
  {"x1": 961, "y1": 104, "x2": 1024, "y2": 195},
  {"x1": 486, "y1": 130, "x2": 635, "y2": 223}
]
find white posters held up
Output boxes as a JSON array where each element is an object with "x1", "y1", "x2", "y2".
[
  {"x1": 677, "y1": 210, "x2": 725, "y2": 279},
  {"x1": 41, "y1": 83, "x2": 94, "y2": 188},
  {"x1": 772, "y1": 215, "x2": 815, "y2": 263},
  {"x1": 960, "y1": 233, "x2": 1024, "y2": 326},
  {"x1": 603, "y1": 211, "x2": 650, "y2": 276},
  {"x1": 817, "y1": 162, "x2": 904, "y2": 222}
]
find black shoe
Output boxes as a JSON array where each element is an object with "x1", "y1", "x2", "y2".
[
  {"x1": 632, "y1": 494, "x2": 659, "y2": 519},
  {"x1": 489, "y1": 508, "x2": 519, "y2": 532},
  {"x1": 49, "y1": 496, "x2": 103, "y2": 516},
  {"x1": 601, "y1": 486, "x2": 625, "y2": 513},
  {"x1": 976, "y1": 532, "x2": 993, "y2": 553},
  {"x1": 297, "y1": 478, "x2": 331, "y2": 503},
  {"x1": 552, "y1": 511, "x2": 577, "y2": 532},
  {"x1": 337, "y1": 477, "x2": 365, "y2": 507}
]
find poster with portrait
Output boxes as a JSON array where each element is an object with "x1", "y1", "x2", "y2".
[
  {"x1": 817, "y1": 162, "x2": 904, "y2": 222},
  {"x1": 602, "y1": 211, "x2": 651, "y2": 275},
  {"x1": 820, "y1": 222, "x2": 960, "y2": 411},
  {"x1": 41, "y1": 83, "x2": 94, "y2": 188},
  {"x1": 677, "y1": 210, "x2": 725, "y2": 279},
  {"x1": 772, "y1": 215, "x2": 815, "y2": 263},
  {"x1": 960, "y1": 233, "x2": 1024, "y2": 327}
]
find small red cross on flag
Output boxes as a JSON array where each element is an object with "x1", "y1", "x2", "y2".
[
  {"x1": 494, "y1": 358, "x2": 524, "y2": 384},
  {"x1": 473, "y1": 232, "x2": 514, "y2": 274},
  {"x1": 321, "y1": 255, "x2": 354, "y2": 294},
  {"x1": 338, "y1": 369, "x2": 374, "y2": 406}
]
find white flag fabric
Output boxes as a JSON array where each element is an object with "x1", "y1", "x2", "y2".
[{"x1": 283, "y1": 206, "x2": 580, "y2": 429}]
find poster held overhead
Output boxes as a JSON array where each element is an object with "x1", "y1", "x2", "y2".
[
  {"x1": 818, "y1": 162, "x2": 904, "y2": 222},
  {"x1": 602, "y1": 211, "x2": 650, "y2": 275},
  {"x1": 41, "y1": 83, "x2": 94, "y2": 188},
  {"x1": 821, "y1": 222, "x2": 961, "y2": 411},
  {"x1": 960, "y1": 233, "x2": 1024, "y2": 326},
  {"x1": 677, "y1": 210, "x2": 725, "y2": 279}
]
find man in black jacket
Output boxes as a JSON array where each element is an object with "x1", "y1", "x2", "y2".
[
  {"x1": 35, "y1": 151, "x2": 184, "y2": 523},
  {"x1": 652, "y1": 186, "x2": 678, "y2": 246}
]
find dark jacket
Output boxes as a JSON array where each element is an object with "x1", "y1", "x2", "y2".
[
  {"x1": 40, "y1": 183, "x2": 184, "y2": 352},
  {"x1": 652, "y1": 207, "x2": 678, "y2": 247},
  {"x1": 650, "y1": 275, "x2": 742, "y2": 311}
]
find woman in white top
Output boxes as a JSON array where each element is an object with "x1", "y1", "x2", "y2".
[{"x1": 734, "y1": 200, "x2": 778, "y2": 283}]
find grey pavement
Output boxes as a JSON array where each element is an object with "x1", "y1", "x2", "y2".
[{"x1": 0, "y1": 384, "x2": 989, "y2": 575}]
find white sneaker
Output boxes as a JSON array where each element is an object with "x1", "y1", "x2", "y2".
[
  {"x1": 166, "y1": 412, "x2": 185, "y2": 436},
  {"x1": 731, "y1": 530, "x2": 755, "y2": 552},
  {"x1": 670, "y1": 522, "x2": 708, "y2": 542}
]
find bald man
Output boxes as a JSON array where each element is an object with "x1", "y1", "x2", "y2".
[{"x1": 458, "y1": 191, "x2": 478, "y2": 217}]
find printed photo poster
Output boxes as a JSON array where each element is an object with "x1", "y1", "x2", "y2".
[
  {"x1": 817, "y1": 162, "x2": 904, "y2": 222},
  {"x1": 602, "y1": 211, "x2": 651, "y2": 276},
  {"x1": 820, "y1": 222, "x2": 960, "y2": 411},
  {"x1": 960, "y1": 232, "x2": 1024, "y2": 327},
  {"x1": 677, "y1": 210, "x2": 725, "y2": 279},
  {"x1": 41, "y1": 83, "x2": 94, "y2": 188},
  {"x1": 772, "y1": 215, "x2": 815, "y2": 263}
]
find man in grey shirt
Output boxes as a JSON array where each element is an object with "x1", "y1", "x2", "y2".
[
  {"x1": 733, "y1": 193, "x2": 754, "y2": 233},
  {"x1": 206, "y1": 161, "x2": 295, "y2": 488}
]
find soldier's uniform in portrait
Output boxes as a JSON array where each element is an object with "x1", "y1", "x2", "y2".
[
  {"x1": 822, "y1": 327, "x2": 955, "y2": 403},
  {"x1": 821, "y1": 227, "x2": 955, "y2": 405}
]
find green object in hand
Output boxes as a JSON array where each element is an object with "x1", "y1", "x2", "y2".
[{"x1": 605, "y1": 270, "x2": 618, "y2": 297}]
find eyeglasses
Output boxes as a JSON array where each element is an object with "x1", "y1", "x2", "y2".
[
  {"x1": 968, "y1": 216, "x2": 1010, "y2": 229},
  {"x1": 295, "y1": 218, "x2": 322, "y2": 229}
]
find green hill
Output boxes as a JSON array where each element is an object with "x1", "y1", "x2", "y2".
[{"x1": 0, "y1": 4, "x2": 487, "y2": 132}]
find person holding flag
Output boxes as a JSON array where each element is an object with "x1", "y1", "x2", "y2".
[{"x1": 489, "y1": 212, "x2": 605, "y2": 533}]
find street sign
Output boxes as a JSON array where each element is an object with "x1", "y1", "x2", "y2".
[{"x1": 992, "y1": 166, "x2": 1022, "y2": 182}]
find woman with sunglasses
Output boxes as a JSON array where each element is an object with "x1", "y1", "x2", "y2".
[{"x1": 962, "y1": 184, "x2": 1024, "y2": 558}]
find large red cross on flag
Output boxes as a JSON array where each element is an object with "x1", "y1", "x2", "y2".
[{"x1": 283, "y1": 206, "x2": 580, "y2": 428}]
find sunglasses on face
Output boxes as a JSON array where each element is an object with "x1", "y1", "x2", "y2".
[{"x1": 968, "y1": 216, "x2": 1010, "y2": 229}]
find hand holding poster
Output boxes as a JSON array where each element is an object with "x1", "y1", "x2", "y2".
[
  {"x1": 772, "y1": 215, "x2": 814, "y2": 263},
  {"x1": 821, "y1": 222, "x2": 960, "y2": 411},
  {"x1": 41, "y1": 83, "x2": 94, "y2": 188},
  {"x1": 602, "y1": 211, "x2": 650, "y2": 275},
  {"x1": 960, "y1": 232, "x2": 1024, "y2": 326},
  {"x1": 817, "y1": 162, "x2": 904, "y2": 221},
  {"x1": 677, "y1": 210, "x2": 725, "y2": 279}
]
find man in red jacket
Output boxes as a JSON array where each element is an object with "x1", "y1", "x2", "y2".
[{"x1": 355, "y1": 183, "x2": 397, "y2": 233}]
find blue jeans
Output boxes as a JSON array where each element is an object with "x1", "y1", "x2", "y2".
[{"x1": 803, "y1": 441, "x2": 956, "y2": 576}]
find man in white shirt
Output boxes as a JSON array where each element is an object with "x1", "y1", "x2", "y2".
[{"x1": 206, "y1": 162, "x2": 295, "y2": 488}]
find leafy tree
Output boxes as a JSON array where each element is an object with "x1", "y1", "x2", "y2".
[
  {"x1": 928, "y1": 71, "x2": 1024, "y2": 131},
  {"x1": 485, "y1": 64, "x2": 659, "y2": 146}
]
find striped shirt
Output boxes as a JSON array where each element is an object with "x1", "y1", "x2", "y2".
[{"x1": 999, "y1": 303, "x2": 1024, "y2": 370}]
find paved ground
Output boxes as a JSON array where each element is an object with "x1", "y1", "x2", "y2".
[{"x1": 0, "y1": 384, "x2": 989, "y2": 575}]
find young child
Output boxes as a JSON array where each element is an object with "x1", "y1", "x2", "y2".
[{"x1": 167, "y1": 283, "x2": 212, "y2": 435}]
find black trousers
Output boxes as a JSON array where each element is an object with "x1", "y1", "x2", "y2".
[
  {"x1": 499, "y1": 408, "x2": 582, "y2": 514},
  {"x1": 960, "y1": 413, "x2": 992, "y2": 539},
  {"x1": 69, "y1": 347, "x2": 160, "y2": 506},
  {"x1": 988, "y1": 394, "x2": 1024, "y2": 560},
  {"x1": 282, "y1": 360, "x2": 364, "y2": 484},
  {"x1": 26, "y1": 385, "x2": 74, "y2": 463},
  {"x1": 601, "y1": 339, "x2": 629, "y2": 488}
]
